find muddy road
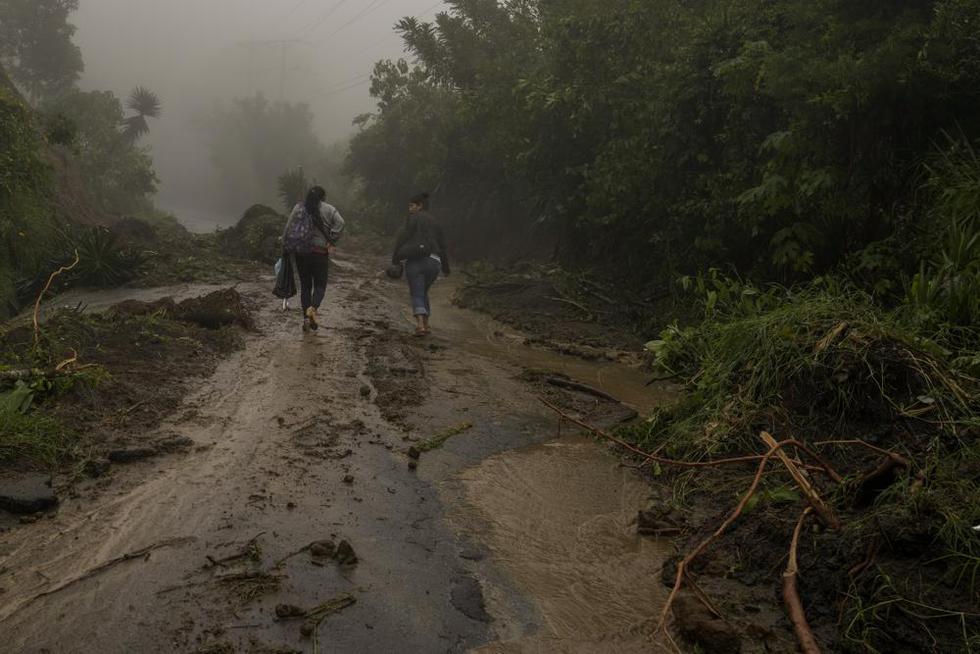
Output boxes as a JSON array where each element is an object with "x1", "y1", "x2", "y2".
[{"x1": 0, "y1": 252, "x2": 674, "y2": 653}]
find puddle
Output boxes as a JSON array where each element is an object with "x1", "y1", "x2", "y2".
[
  {"x1": 425, "y1": 282, "x2": 674, "y2": 416},
  {"x1": 449, "y1": 436, "x2": 669, "y2": 652}
]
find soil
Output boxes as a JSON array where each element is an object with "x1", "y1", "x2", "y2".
[
  {"x1": 453, "y1": 265, "x2": 652, "y2": 358},
  {"x1": 0, "y1": 250, "x2": 680, "y2": 653}
]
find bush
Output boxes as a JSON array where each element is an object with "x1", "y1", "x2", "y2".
[{"x1": 217, "y1": 204, "x2": 285, "y2": 264}]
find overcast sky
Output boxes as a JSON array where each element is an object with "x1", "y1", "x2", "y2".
[{"x1": 71, "y1": 0, "x2": 444, "y2": 220}]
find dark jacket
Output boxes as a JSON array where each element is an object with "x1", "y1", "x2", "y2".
[{"x1": 391, "y1": 211, "x2": 450, "y2": 274}]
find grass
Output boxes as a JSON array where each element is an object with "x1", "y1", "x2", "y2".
[{"x1": 0, "y1": 406, "x2": 76, "y2": 468}]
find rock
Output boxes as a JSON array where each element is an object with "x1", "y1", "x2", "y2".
[
  {"x1": 408, "y1": 460, "x2": 418, "y2": 471},
  {"x1": 407, "y1": 447, "x2": 421, "y2": 460},
  {"x1": 299, "y1": 622, "x2": 315, "y2": 638},
  {"x1": 108, "y1": 446, "x2": 159, "y2": 463},
  {"x1": 459, "y1": 547, "x2": 484, "y2": 562},
  {"x1": 342, "y1": 474, "x2": 354, "y2": 485},
  {"x1": 83, "y1": 458, "x2": 111, "y2": 478},
  {"x1": 310, "y1": 540, "x2": 336, "y2": 558},
  {"x1": 672, "y1": 591, "x2": 741, "y2": 653},
  {"x1": 286, "y1": 501, "x2": 297, "y2": 510},
  {"x1": 450, "y1": 576, "x2": 491, "y2": 623},
  {"x1": 359, "y1": 385, "x2": 371, "y2": 397},
  {"x1": 0, "y1": 473, "x2": 58, "y2": 515},
  {"x1": 334, "y1": 540, "x2": 358, "y2": 566},
  {"x1": 275, "y1": 603, "x2": 306, "y2": 619}
]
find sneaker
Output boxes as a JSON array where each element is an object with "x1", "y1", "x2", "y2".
[{"x1": 306, "y1": 307, "x2": 319, "y2": 331}]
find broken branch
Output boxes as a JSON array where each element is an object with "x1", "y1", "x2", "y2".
[
  {"x1": 783, "y1": 508, "x2": 821, "y2": 654},
  {"x1": 33, "y1": 249, "x2": 80, "y2": 346}
]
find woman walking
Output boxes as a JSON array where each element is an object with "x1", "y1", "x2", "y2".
[
  {"x1": 391, "y1": 192, "x2": 450, "y2": 336},
  {"x1": 282, "y1": 186, "x2": 345, "y2": 332}
]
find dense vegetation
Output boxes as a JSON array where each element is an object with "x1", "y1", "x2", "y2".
[
  {"x1": 0, "y1": 1, "x2": 164, "y2": 318},
  {"x1": 348, "y1": 0, "x2": 980, "y2": 289}
]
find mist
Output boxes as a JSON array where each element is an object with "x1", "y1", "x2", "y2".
[{"x1": 70, "y1": 0, "x2": 443, "y2": 228}]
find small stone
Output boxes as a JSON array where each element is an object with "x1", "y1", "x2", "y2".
[
  {"x1": 359, "y1": 385, "x2": 371, "y2": 397},
  {"x1": 310, "y1": 540, "x2": 336, "y2": 558},
  {"x1": 275, "y1": 603, "x2": 306, "y2": 619},
  {"x1": 107, "y1": 446, "x2": 158, "y2": 463},
  {"x1": 407, "y1": 447, "x2": 421, "y2": 460},
  {"x1": 286, "y1": 501, "x2": 297, "y2": 510},
  {"x1": 0, "y1": 473, "x2": 58, "y2": 514},
  {"x1": 408, "y1": 460, "x2": 418, "y2": 471},
  {"x1": 334, "y1": 539, "x2": 358, "y2": 566},
  {"x1": 300, "y1": 622, "x2": 315, "y2": 638},
  {"x1": 342, "y1": 475, "x2": 354, "y2": 485},
  {"x1": 83, "y1": 458, "x2": 111, "y2": 479}
]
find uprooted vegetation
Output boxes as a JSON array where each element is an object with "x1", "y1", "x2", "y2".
[
  {"x1": 0, "y1": 289, "x2": 252, "y2": 472},
  {"x1": 554, "y1": 275, "x2": 980, "y2": 652}
]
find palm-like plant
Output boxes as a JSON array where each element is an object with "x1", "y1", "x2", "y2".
[{"x1": 122, "y1": 86, "x2": 161, "y2": 142}]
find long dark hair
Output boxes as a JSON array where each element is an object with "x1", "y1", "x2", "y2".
[
  {"x1": 304, "y1": 186, "x2": 326, "y2": 217},
  {"x1": 409, "y1": 192, "x2": 430, "y2": 211}
]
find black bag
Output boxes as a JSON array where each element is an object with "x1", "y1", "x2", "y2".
[
  {"x1": 395, "y1": 241, "x2": 430, "y2": 261},
  {"x1": 273, "y1": 254, "x2": 297, "y2": 299}
]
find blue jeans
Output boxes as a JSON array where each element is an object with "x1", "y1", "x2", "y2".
[{"x1": 405, "y1": 257, "x2": 441, "y2": 316}]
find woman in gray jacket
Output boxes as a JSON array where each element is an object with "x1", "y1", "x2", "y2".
[{"x1": 283, "y1": 186, "x2": 345, "y2": 332}]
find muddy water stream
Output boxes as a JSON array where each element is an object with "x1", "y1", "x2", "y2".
[{"x1": 414, "y1": 279, "x2": 674, "y2": 650}]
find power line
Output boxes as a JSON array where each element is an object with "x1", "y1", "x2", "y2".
[
  {"x1": 328, "y1": 0, "x2": 395, "y2": 36},
  {"x1": 272, "y1": 0, "x2": 312, "y2": 32},
  {"x1": 310, "y1": 73, "x2": 372, "y2": 99},
  {"x1": 298, "y1": 0, "x2": 352, "y2": 38}
]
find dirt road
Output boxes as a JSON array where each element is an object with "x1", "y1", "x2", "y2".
[{"x1": 0, "y1": 252, "x2": 671, "y2": 653}]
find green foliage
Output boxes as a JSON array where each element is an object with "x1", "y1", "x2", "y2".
[
  {"x1": 0, "y1": 80, "x2": 52, "y2": 317},
  {"x1": 0, "y1": 0, "x2": 83, "y2": 102},
  {"x1": 42, "y1": 89, "x2": 159, "y2": 214},
  {"x1": 64, "y1": 226, "x2": 144, "y2": 287},
  {"x1": 348, "y1": 0, "x2": 980, "y2": 281},
  {"x1": 634, "y1": 274, "x2": 976, "y2": 456}
]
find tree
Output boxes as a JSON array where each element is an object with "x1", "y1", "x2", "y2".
[
  {"x1": 43, "y1": 89, "x2": 158, "y2": 214},
  {"x1": 121, "y1": 86, "x2": 161, "y2": 143},
  {"x1": 277, "y1": 167, "x2": 308, "y2": 212},
  {"x1": 0, "y1": 0, "x2": 83, "y2": 102}
]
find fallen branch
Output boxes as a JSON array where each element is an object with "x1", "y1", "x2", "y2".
[
  {"x1": 17, "y1": 536, "x2": 195, "y2": 612},
  {"x1": 540, "y1": 398, "x2": 839, "y2": 480},
  {"x1": 545, "y1": 377, "x2": 623, "y2": 404},
  {"x1": 657, "y1": 438, "x2": 817, "y2": 635},
  {"x1": 761, "y1": 432, "x2": 840, "y2": 529},
  {"x1": 783, "y1": 507, "x2": 821, "y2": 654},
  {"x1": 303, "y1": 593, "x2": 357, "y2": 653},
  {"x1": 205, "y1": 531, "x2": 265, "y2": 568},
  {"x1": 33, "y1": 249, "x2": 80, "y2": 346}
]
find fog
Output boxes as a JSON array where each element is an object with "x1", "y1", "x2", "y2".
[{"x1": 71, "y1": 0, "x2": 443, "y2": 227}]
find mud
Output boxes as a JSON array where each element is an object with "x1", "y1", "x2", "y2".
[
  {"x1": 450, "y1": 437, "x2": 670, "y2": 652},
  {"x1": 0, "y1": 251, "x2": 675, "y2": 653}
]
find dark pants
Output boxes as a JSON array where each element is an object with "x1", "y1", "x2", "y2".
[
  {"x1": 295, "y1": 253, "x2": 329, "y2": 312},
  {"x1": 405, "y1": 257, "x2": 441, "y2": 316}
]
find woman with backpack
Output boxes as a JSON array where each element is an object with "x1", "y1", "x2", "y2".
[
  {"x1": 391, "y1": 192, "x2": 450, "y2": 336},
  {"x1": 282, "y1": 186, "x2": 345, "y2": 332}
]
